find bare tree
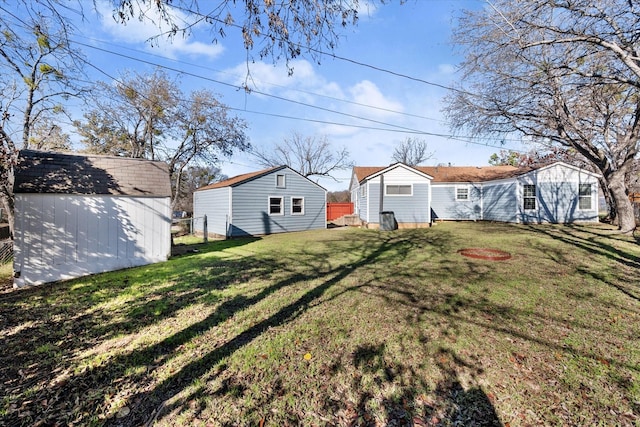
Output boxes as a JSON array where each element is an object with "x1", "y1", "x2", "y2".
[
  {"x1": 0, "y1": 5, "x2": 87, "y2": 238},
  {"x1": 391, "y1": 137, "x2": 433, "y2": 166},
  {"x1": 253, "y1": 132, "x2": 353, "y2": 181},
  {"x1": 174, "y1": 165, "x2": 227, "y2": 212},
  {"x1": 76, "y1": 70, "x2": 249, "y2": 209},
  {"x1": 445, "y1": 0, "x2": 640, "y2": 233}
]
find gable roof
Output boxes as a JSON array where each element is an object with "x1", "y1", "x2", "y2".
[
  {"x1": 353, "y1": 164, "x2": 530, "y2": 183},
  {"x1": 13, "y1": 150, "x2": 171, "y2": 197},
  {"x1": 196, "y1": 165, "x2": 328, "y2": 192},
  {"x1": 195, "y1": 166, "x2": 286, "y2": 191}
]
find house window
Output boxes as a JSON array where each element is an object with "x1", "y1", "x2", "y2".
[
  {"x1": 276, "y1": 174, "x2": 286, "y2": 188},
  {"x1": 360, "y1": 185, "x2": 367, "y2": 197},
  {"x1": 523, "y1": 184, "x2": 536, "y2": 210},
  {"x1": 291, "y1": 197, "x2": 304, "y2": 215},
  {"x1": 456, "y1": 186, "x2": 469, "y2": 201},
  {"x1": 269, "y1": 196, "x2": 283, "y2": 215},
  {"x1": 386, "y1": 184, "x2": 412, "y2": 196},
  {"x1": 579, "y1": 184, "x2": 592, "y2": 210}
]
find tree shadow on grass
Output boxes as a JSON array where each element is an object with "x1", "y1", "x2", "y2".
[
  {"x1": 524, "y1": 224, "x2": 640, "y2": 302},
  {"x1": 121, "y1": 232, "x2": 418, "y2": 426},
  {"x1": 3, "y1": 225, "x2": 638, "y2": 426}
]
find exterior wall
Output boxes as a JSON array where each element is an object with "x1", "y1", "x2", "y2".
[
  {"x1": 431, "y1": 184, "x2": 482, "y2": 220},
  {"x1": 230, "y1": 169, "x2": 326, "y2": 236},
  {"x1": 358, "y1": 166, "x2": 432, "y2": 225},
  {"x1": 356, "y1": 183, "x2": 369, "y2": 223},
  {"x1": 351, "y1": 162, "x2": 599, "y2": 226},
  {"x1": 13, "y1": 194, "x2": 171, "y2": 287},
  {"x1": 482, "y1": 181, "x2": 519, "y2": 223},
  {"x1": 193, "y1": 187, "x2": 231, "y2": 236},
  {"x1": 516, "y1": 165, "x2": 599, "y2": 223}
]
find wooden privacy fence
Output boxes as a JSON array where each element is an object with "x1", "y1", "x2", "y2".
[{"x1": 327, "y1": 202, "x2": 353, "y2": 221}]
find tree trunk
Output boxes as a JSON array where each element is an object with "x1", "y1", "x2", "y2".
[
  {"x1": 599, "y1": 177, "x2": 617, "y2": 224},
  {"x1": 0, "y1": 184, "x2": 14, "y2": 240},
  {"x1": 606, "y1": 170, "x2": 636, "y2": 233}
]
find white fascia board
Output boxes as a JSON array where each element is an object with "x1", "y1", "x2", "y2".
[{"x1": 366, "y1": 163, "x2": 434, "y2": 181}]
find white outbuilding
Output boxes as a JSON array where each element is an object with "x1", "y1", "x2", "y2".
[{"x1": 12, "y1": 150, "x2": 172, "y2": 287}]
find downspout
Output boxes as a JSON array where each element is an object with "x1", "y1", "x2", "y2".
[
  {"x1": 379, "y1": 173, "x2": 384, "y2": 220},
  {"x1": 226, "y1": 187, "x2": 232, "y2": 238},
  {"x1": 480, "y1": 183, "x2": 484, "y2": 221}
]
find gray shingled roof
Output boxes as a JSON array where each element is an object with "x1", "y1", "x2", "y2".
[{"x1": 13, "y1": 150, "x2": 172, "y2": 197}]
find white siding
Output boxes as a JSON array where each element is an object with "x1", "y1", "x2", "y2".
[{"x1": 13, "y1": 194, "x2": 171, "y2": 287}]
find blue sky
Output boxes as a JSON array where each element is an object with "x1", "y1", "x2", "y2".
[{"x1": 38, "y1": 1, "x2": 526, "y2": 191}]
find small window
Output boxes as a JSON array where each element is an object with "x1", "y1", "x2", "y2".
[
  {"x1": 360, "y1": 185, "x2": 367, "y2": 197},
  {"x1": 523, "y1": 184, "x2": 536, "y2": 210},
  {"x1": 291, "y1": 197, "x2": 304, "y2": 215},
  {"x1": 579, "y1": 184, "x2": 592, "y2": 210},
  {"x1": 269, "y1": 196, "x2": 283, "y2": 215},
  {"x1": 276, "y1": 174, "x2": 286, "y2": 188},
  {"x1": 456, "y1": 186, "x2": 469, "y2": 201},
  {"x1": 386, "y1": 184, "x2": 412, "y2": 196}
]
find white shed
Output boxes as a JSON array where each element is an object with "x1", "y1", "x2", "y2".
[{"x1": 12, "y1": 150, "x2": 172, "y2": 287}]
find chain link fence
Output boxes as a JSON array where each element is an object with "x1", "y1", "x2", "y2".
[
  {"x1": 171, "y1": 216, "x2": 209, "y2": 244},
  {"x1": 0, "y1": 240, "x2": 12, "y2": 265}
]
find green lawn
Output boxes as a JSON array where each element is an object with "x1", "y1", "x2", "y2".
[{"x1": 0, "y1": 222, "x2": 638, "y2": 426}]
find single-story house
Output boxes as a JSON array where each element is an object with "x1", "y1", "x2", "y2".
[
  {"x1": 193, "y1": 165, "x2": 327, "y2": 237},
  {"x1": 13, "y1": 150, "x2": 172, "y2": 287},
  {"x1": 350, "y1": 161, "x2": 600, "y2": 228}
]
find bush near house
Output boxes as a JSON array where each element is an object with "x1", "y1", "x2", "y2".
[{"x1": 0, "y1": 223, "x2": 638, "y2": 426}]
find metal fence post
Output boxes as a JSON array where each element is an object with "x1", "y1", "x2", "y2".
[{"x1": 203, "y1": 214, "x2": 208, "y2": 243}]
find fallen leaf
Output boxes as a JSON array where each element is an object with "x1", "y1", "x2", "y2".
[{"x1": 116, "y1": 406, "x2": 130, "y2": 418}]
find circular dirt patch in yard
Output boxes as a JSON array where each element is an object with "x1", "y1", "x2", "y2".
[{"x1": 458, "y1": 248, "x2": 512, "y2": 261}]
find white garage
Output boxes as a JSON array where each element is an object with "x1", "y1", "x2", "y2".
[{"x1": 12, "y1": 150, "x2": 172, "y2": 287}]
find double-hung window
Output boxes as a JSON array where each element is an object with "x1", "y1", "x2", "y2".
[
  {"x1": 291, "y1": 197, "x2": 304, "y2": 215},
  {"x1": 523, "y1": 184, "x2": 536, "y2": 210},
  {"x1": 269, "y1": 196, "x2": 283, "y2": 215},
  {"x1": 456, "y1": 186, "x2": 469, "y2": 201},
  {"x1": 579, "y1": 184, "x2": 592, "y2": 210}
]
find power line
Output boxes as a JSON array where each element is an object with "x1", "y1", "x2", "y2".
[
  {"x1": 168, "y1": 3, "x2": 479, "y2": 97},
  {"x1": 2, "y1": 5, "x2": 526, "y2": 154},
  {"x1": 71, "y1": 39, "x2": 525, "y2": 148},
  {"x1": 73, "y1": 33, "x2": 445, "y2": 123}
]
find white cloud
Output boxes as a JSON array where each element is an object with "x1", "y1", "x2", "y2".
[
  {"x1": 95, "y1": 1, "x2": 223, "y2": 60},
  {"x1": 438, "y1": 63, "x2": 456, "y2": 75},
  {"x1": 347, "y1": 80, "x2": 404, "y2": 117},
  {"x1": 222, "y1": 59, "x2": 344, "y2": 102},
  {"x1": 354, "y1": 1, "x2": 379, "y2": 19}
]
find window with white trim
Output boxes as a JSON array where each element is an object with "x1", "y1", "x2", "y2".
[
  {"x1": 579, "y1": 183, "x2": 592, "y2": 210},
  {"x1": 523, "y1": 184, "x2": 536, "y2": 210},
  {"x1": 291, "y1": 197, "x2": 304, "y2": 215},
  {"x1": 360, "y1": 185, "x2": 367, "y2": 197},
  {"x1": 275, "y1": 174, "x2": 286, "y2": 188},
  {"x1": 385, "y1": 184, "x2": 412, "y2": 196},
  {"x1": 456, "y1": 186, "x2": 469, "y2": 201},
  {"x1": 269, "y1": 196, "x2": 283, "y2": 215}
]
